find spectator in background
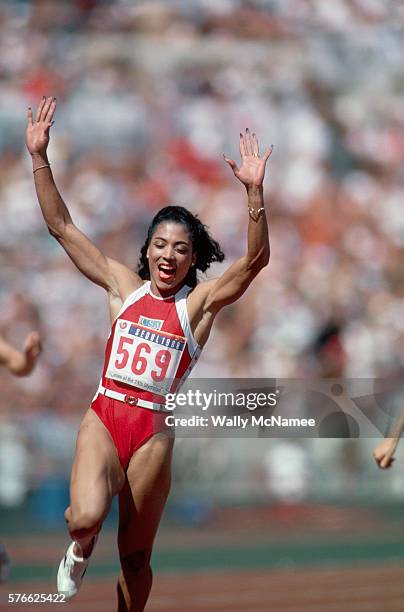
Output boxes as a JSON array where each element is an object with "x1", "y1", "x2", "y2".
[{"x1": 309, "y1": 322, "x2": 347, "y2": 379}]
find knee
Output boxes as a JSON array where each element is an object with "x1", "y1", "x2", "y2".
[
  {"x1": 65, "y1": 506, "x2": 103, "y2": 535},
  {"x1": 120, "y1": 550, "x2": 151, "y2": 577}
]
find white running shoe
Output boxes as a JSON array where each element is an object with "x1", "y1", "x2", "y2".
[{"x1": 57, "y1": 538, "x2": 96, "y2": 599}]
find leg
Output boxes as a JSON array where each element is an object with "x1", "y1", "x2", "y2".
[
  {"x1": 65, "y1": 408, "x2": 125, "y2": 555},
  {"x1": 116, "y1": 433, "x2": 174, "y2": 612},
  {"x1": 58, "y1": 408, "x2": 125, "y2": 599}
]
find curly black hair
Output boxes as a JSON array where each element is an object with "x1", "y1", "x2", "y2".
[{"x1": 137, "y1": 206, "x2": 225, "y2": 287}]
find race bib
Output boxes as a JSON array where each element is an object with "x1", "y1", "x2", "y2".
[{"x1": 106, "y1": 319, "x2": 187, "y2": 395}]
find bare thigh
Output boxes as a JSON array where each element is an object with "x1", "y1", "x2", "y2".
[
  {"x1": 118, "y1": 433, "x2": 174, "y2": 556},
  {"x1": 67, "y1": 409, "x2": 126, "y2": 534}
]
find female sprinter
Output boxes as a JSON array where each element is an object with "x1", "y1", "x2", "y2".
[{"x1": 26, "y1": 96, "x2": 272, "y2": 611}]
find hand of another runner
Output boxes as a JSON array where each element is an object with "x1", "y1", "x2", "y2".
[
  {"x1": 373, "y1": 438, "x2": 398, "y2": 469},
  {"x1": 26, "y1": 96, "x2": 56, "y2": 156},
  {"x1": 223, "y1": 128, "x2": 273, "y2": 188},
  {"x1": 23, "y1": 331, "x2": 42, "y2": 370}
]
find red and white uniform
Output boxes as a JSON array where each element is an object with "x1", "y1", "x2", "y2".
[{"x1": 91, "y1": 282, "x2": 201, "y2": 468}]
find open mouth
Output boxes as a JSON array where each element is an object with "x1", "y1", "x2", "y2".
[{"x1": 157, "y1": 263, "x2": 176, "y2": 282}]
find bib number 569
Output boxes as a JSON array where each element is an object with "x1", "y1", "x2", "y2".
[{"x1": 115, "y1": 337, "x2": 171, "y2": 381}]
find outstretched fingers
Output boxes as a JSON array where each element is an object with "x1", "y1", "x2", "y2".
[
  {"x1": 42, "y1": 96, "x2": 56, "y2": 123},
  {"x1": 35, "y1": 96, "x2": 56, "y2": 124},
  {"x1": 35, "y1": 96, "x2": 47, "y2": 122},
  {"x1": 240, "y1": 128, "x2": 256, "y2": 157},
  {"x1": 244, "y1": 128, "x2": 253, "y2": 156},
  {"x1": 252, "y1": 132, "x2": 259, "y2": 156},
  {"x1": 239, "y1": 132, "x2": 246, "y2": 158},
  {"x1": 263, "y1": 144, "x2": 274, "y2": 161},
  {"x1": 223, "y1": 154, "x2": 239, "y2": 174},
  {"x1": 241, "y1": 129, "x2": 272, "y2": 159}
]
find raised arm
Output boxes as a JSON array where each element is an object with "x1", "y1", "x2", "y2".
[
  {"x1": 203, "y1": 129, "x2": 272, "y2": 313},
  {"x1": 0, "y1": 332, "x2": 42, "y2": 377},
  {"x1": 25, "y1": 97, "x2": 141, "y2": 303}
]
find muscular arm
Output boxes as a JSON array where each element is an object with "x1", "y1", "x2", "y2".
[
  {"x1": 26, "y1": 98, "x2": 141, "y2": 307},
  {"x1": 188, "y1": 130, "x2": 272, "y2": 346},
  {"x1": 31, "y1": 153, "x2": 138, "y2": 298},
  {"x1": 203, "y1": 183, "x2": 269, "y2": 312}
]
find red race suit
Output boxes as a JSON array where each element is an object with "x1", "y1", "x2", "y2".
[{"x1": 91, "y1": 281, "x2": 201, "y2": 468}]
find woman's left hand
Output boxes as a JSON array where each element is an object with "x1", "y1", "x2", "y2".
[{"x1": 223, "y1": 128, "x2": 273, "y2": 188}]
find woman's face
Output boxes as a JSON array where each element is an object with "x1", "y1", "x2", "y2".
[{"x1": 147, "y1": 222, "x2": 196, "y2": 294}]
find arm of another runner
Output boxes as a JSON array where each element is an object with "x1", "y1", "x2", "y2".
[
  {"x1": 26, "y1": 97, "x2": 141, "y2": 302},
  {"x1": 373, "y1": 406, "x2": 404, "y2": 469},
  {"x1": 0, "y1": 332, "x2": 42, "y2": 376},
  {"x1": 202, "y1": 129, "x2": 272, "y2": 312}
]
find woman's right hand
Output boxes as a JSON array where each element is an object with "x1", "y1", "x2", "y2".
[
  {"x1": 373, "y1": 438, "x2": 399, "y2": 469},
  {"x1": 26, "y1": 96, "x2": 56, "y2": 157}
]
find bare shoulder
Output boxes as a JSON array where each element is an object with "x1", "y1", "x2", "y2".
[
  {"x1": 186, "y1": 278, "x2": 217, "y2": 317},
  {"x1": 186, "y1": 279, "x2": 219, "y2": 347},
  {"x1": 107, "y1": 258, "x2": 144, "y2": 324},
  {"x1": 107, "y1": 257, "x2": 144, "y2": 302}
]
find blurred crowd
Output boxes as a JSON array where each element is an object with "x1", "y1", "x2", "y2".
[{"x1": 1, "y1": 0, "x2": 404, "y2": 505}]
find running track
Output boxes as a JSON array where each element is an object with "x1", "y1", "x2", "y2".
[{"x1": 2, "y1": 564, "x2": 404, "y2": 611}]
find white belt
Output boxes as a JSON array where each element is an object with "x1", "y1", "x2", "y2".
[{"x1": 96, "y1": 384, "x2": 168, "y2": 412}]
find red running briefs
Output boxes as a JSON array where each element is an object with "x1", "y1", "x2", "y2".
[{"x1": 91, "y1": 393, "x2": 172, "y2": 470}]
